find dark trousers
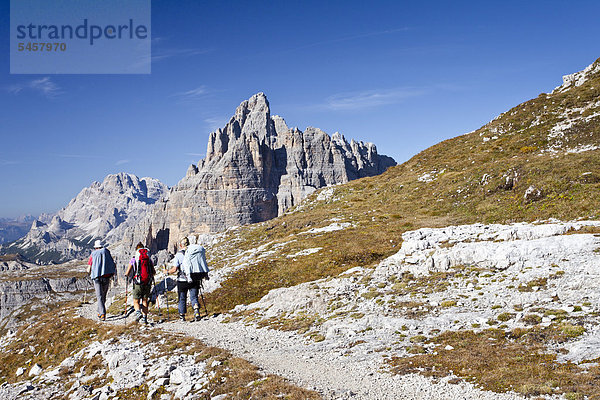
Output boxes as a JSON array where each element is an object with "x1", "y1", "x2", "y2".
[{"x1": 177, "y1": 273, "x2": 208, "y2": 315}]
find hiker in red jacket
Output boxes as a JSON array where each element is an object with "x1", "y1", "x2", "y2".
[{"x1": 125, "y1": 242, "x2": 155, "y2": 324}]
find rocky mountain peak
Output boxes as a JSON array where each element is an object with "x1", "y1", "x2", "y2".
[
  {"x1": 235, "y1": 92, "x2": 270, "y2": 122},
  {"x1": 126, "y1": 92, "x2": 396, "y2": 253},
  {"x1": 30, "y1": 220, "x2": 46, "y2": 230},
  {"x1": 206, "y1": 93, "x2": 276, "y2": 165},
  {"x1": 272, "y1": 115, "x2": 289, "y2": 135},
  {"x1": 1, "y1": 173, "x2": 168, "y2": 264}
]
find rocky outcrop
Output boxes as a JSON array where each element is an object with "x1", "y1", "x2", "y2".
[
  {"x1": 0, "y1": 257, "x2": 91, "y2": 323},
  {"x1": 0, "y1": 276, "x2": 91, "y2": 322},
  {"x1": 553, "y1": 58, "x2": 600, "y2": 93},
  {"x1": 1, "y1": 173, "x2": 167, "y2": 264},
  {"x1": 126, "y1": 92, "x2": 396, "y2": 252}
]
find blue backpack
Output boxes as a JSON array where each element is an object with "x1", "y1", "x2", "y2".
[{"x1": 182, "y1": 244, "x2": 209, "y2": 282}]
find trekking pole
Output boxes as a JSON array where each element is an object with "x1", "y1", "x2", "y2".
[
  {"x1": 154, "y1": 276, "x2": 161, "y2": 317},
  {"x1": 199, "y1": 280, "x2": 208, "y2": 317},
  {"x1": 165, "y1": 276, "x2": 169, "y2": 322},
  {"x1": 83, "y1": 279, "x2": 88, "y2": 303},
  {"x1": 124, "y1": 277, "x2": 128, "y2": 324}
]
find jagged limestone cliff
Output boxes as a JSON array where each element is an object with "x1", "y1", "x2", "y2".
[{"x1": 124, "y1": 92, "x2": 396, "y2": 253}]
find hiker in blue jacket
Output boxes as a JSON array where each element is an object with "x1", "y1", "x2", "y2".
[
  {"x1": 165, "y1": 237, "x2": 208, "y2": 321},
  {"x1": 87, "y1": 240, "x2": 116, "y2": 321}
]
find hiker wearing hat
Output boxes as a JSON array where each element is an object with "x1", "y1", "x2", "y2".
[
  {"x1": 87, "y1": 240, "x2": 116, "y2": 321},
  {"x1": 164, "y1": 237, "x2": 209, "y2": 321},
  {"x1": 125, "y1": 242, "x2": 155, "y2": 324}
]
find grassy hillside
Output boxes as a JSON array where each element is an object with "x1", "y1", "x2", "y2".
[{"x1": 203, "y1": 57, "x2": 600, "y2": 315}]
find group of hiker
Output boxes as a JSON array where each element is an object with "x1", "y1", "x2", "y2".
[{"x1": 87, "y1": 236, "x2": 210, "y2": 324}]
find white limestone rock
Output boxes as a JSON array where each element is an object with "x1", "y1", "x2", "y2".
[
  {"x1": 553, "y1": 59, "x2": 600, "y2": 93},
  {"x1": 28, "y1": 364, "x2": 42, "y2": 377}
]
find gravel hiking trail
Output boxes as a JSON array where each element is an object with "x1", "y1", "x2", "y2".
[{"x1": 81, "y1": 293, "x2": 525, "y2": 400}]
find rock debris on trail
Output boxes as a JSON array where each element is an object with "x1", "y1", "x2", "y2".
[
  {"x1": 12, "y1": 219, "x2": 599, "y2": 399},
  {"x1": 162, "y1": 317, "x2": 525, "y2": 400},
  {"x1": 75, "y1": 290, "x2": 525, "y2": 400}
]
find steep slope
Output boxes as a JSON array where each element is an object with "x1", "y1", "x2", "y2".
[
  {"x1": 201, "y1": 56, "x2": 600, "y2": 313},
  {"x1": 124, "y1": 92, "x2": 396, "y2": 253},
  {"x1": 1, "y1": 173, "x2": 167, "y2": 263},
  {"x1": 172, "y1": 57, "x2": 600, "y2": 399}
]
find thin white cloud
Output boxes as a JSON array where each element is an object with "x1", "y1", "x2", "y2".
[
  {"x1": 204, "y1": 117, "x2": 227, "y2": 132},
  {"x1": 175, "y1": 85, "x2": 207, "y2": 99},
  {"x1": 30, "y1": 78, "x2": 60, "y2": 96},
  {"x1": 153, "y1": 47, "x2": 210, "y2": 62},
  {"x1": 7, "y1": 77, "x2": 62, "y2": 98},
  {"x1": 115, "y1": 159, "x2": 130, "y2": 166},
  {"x1": 54, "y1": 154, "x2": 101, "y2": 159},
  {"x1": 323, "y1": 87, "x2": 427, "y2": 110},
  {"x1": 185, "y1": 153, "x2": 205, "y2": 157},
  {"x1": 132, "y1": 47, "x2": 211, "y2": 70},
  {"x1": 0, "y1": 159, "x2": 19, "y2": 166}
]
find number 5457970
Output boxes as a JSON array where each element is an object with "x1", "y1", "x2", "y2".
[{"x1": 17, "y1": 42, "x2": 66, "y2": 51}]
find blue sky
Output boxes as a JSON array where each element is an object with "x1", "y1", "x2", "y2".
[{"x1": 1, "y1": 0, "x2": 600, "y2": 218}]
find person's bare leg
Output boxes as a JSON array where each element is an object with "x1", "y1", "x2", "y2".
[{"x1": 141, "y1": 298, "x2": 149, "y2": 323}]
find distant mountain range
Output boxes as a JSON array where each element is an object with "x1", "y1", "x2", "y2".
[
  {"x1": 1, "y1": 173, "x2": 167, "y2": 264},
  {"x1": 0, "y1": 216, "x2": 36, "y2": 245},
  {"x1": 1, "y1": 93, "x2": 396, "y2": 264}
]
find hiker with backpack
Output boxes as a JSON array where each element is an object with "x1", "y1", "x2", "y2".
[
  {"x1": 164, "y1": 237, "x2": 209, "y2": 321},
  {"x1": 87, "y1": 240, "x2": 116, "y2": 321},
  {"x1": 125, "y1": 242, "x2": 155, "y2": 324}
]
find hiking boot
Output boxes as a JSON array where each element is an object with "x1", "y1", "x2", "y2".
[
  {"x1": 143, "y1": 314, "x2": 148, "y2": 324},
  {"x1": 194, "y1": 309, "x2": 202, "y2": 321},
  {"x1": 98, "y1": 314, "x2": 105, "y2": 321},
  {"x1": 179, "y1": 314, "x2": 186, "y2": 322},
  {"x1": 135, "y1": 310, "x2": 143, "y2": 322}
]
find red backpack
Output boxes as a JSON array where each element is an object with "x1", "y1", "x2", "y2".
[{"x1": 134, "y1": 248, "x2": 154, "y2": 285}]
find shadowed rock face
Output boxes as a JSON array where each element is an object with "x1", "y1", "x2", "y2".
[{"x1": 126, "y1": 92, "x2": 396, "y2": 253}]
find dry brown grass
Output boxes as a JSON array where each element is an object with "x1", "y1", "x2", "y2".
[
  {"x1": 0, "y1": 300, "x2": 321, "y2": 399},
  {"x1": 204, "y1": 229, "x2": 392, "y2": 315},
  {"x1": 204, "y1": 108, "x2": 600, "y2": 315},
  {"x1": 0, "y1": 300, "x2": 131, "y2": 385},
  {"x1": 208, "y1": 357, "x2": 320, "y2": 400},
  {"x1": 256, "y1": 312, "x2": 322, "y2": 334},
  {"x1": 389, "y1": 325, "x2": 595, "y2": 398}
]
